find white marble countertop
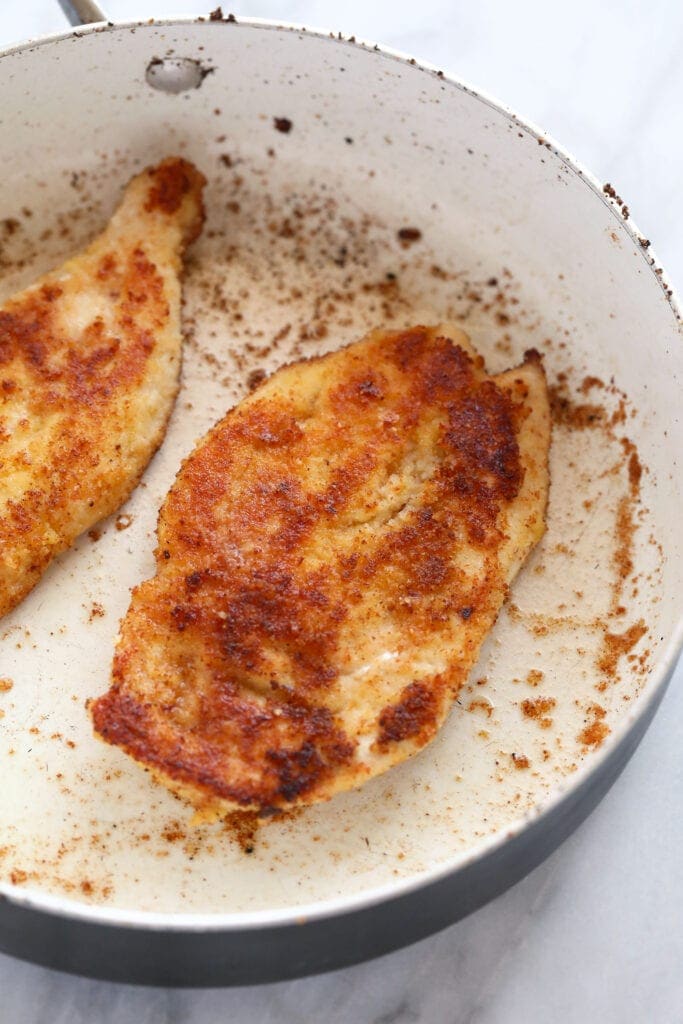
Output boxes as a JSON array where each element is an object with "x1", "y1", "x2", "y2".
[{"x1": 1, "y1": 2, "x2": 682, "y2": 1021}]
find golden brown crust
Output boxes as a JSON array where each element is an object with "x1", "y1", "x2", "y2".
[
  {"x1": 92, "y1": 324, "x2": 550, "y2": 814},
  {"x1": 0, "y1": 158, "x2": 205, "y2": 618},
  {"x1": 143, "y1": 159, "x2": 205, "y2": 225}
]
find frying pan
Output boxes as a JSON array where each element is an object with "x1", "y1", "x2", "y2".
[{"x1": 0, "y1": 0, "x2": 681, "y2": 987}]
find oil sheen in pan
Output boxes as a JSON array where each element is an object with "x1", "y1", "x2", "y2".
[{"x1": 0, "y1": 147, "x2": 659, "y2": 914}]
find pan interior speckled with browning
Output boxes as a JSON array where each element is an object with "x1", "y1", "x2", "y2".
[{"x1": 0, "y1": 18, "x2": 681, "y2": 950}]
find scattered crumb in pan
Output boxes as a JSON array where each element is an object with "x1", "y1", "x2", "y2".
[
  {"x1": 0, "y1": 678, "x2": 13, "y2": 692},
  {"x1": 511, "y1": 753, "x2": 530, "y2": 770},
  {"x1": 87, "y1": 602, "x2": 105, "y2": 622},
  {"x1": 161, "y1": 820, "x2": 187, "y2": 844},
  {"x1": 246, "y1": 367, "x2": 267, "y2": 390},
  {"x1": 548, "y1": 383, "x2": 605, "y2": 430},
  {"x1": 578, "y1": 704, "x2": 610, "y2": 749},
  {"x1": 397, "y1": 226, "x2": 422, "y2": 246},
  {"x1": 520, "y1": 697, "x2": 556, "y2": 729},
  {"x1": 222, "y1": 812, "x2": 261, "y2": 854},
  {"x1": 468, "y1": 698, "x2": 494, "y2": 718},
  {"x1": 48, "y1": 731, "x2": 77, "y2": 750},
  {"x1": 115, "y1": 513, "x2": 134, "y2": 531},
  {"x1": 510, "y1": 363, "x2": 654, "y2": 705},
  {"x1": 596, "y1": 622, "x2": 648, "y2": 686},
  {"x1": 3, "y1": 841, "x2": 113, "y2": 901}
]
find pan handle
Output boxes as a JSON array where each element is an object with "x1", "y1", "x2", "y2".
[{"x1": 57, "y1": 0, "x2": 107, "y2": 25}]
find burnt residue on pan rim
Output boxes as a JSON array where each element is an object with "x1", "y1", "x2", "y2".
[{"x1": 2, "y1": 16, "x2": 680, "y2": 320}]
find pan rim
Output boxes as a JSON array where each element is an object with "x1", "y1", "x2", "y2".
[{"x1": 1, "y1": 14, "x2": 682, "y2": 935}]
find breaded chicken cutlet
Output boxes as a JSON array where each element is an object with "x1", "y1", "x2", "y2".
[
  {"x1": 0, "y1": 157, "x2": 205, "y2": 619},
  {"x1": 92, "y1": 324, "x2": 550, "y2": 816}
]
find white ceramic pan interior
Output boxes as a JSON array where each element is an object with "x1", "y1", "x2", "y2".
[{"x1": 0, "y1": 18, "x2": 681, "y2": 932}]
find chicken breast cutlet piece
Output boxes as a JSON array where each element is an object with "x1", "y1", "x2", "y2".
[
  {"x1": 0, "y1": 157, "x2": 205, "y2": 618},
  {"x1": 92, "y1": 324, "x2": 550, "y2": 816}
]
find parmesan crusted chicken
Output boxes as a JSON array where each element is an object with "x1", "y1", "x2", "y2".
[
  {"x1": 0, "y1": 158, "x2": 205, "y2": 618},
  {"x1": 92, "y1": 324, "x2": 550, "y2": 816}
]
